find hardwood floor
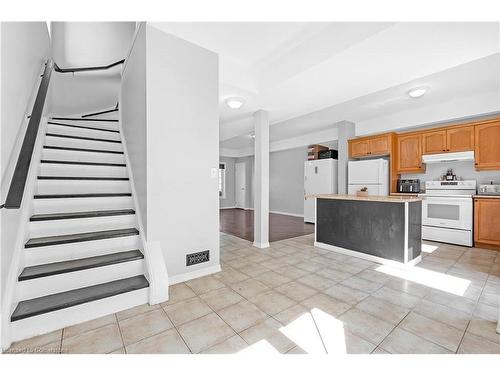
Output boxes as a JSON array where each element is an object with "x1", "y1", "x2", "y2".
[{"x1": 219, "y1": 208, "x2": 314, "y2": 242}]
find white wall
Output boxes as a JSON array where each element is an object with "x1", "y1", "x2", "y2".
[
  {"x1": 146, "y1": 24, "x2": 219, "y2": 281},
  {"x1": 269, "y1": 146, "x2": 308, "y2": 216},
  {"x1": 1, "y1": 22, "x2": 50, "y2": 297},
  {"x1": 51, "y1": 22, "x2": 136, "y2": 68},
  {"x1": 121, "y1": 24, "x2": 147, "y2": 232},
  {"x1": 50, "y1": 71, "x2": 121, "y2": 116}
]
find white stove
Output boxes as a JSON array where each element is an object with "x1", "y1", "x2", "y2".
[{"x1": 419, "y1": 180, "x2": 476, "y2": 247}]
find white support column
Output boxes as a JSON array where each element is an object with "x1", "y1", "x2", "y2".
[
  {"x1": 253, "y1": 110, "x2": 270, "y2": 249},
  {"x1": 336, "y1": 120, "x2": 356, "y2": 194}
]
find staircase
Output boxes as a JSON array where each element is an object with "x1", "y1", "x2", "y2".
[{"x1": 10, "y1": 111, "x2": 150, "y2": 341}]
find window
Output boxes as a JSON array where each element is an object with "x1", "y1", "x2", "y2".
[{"x1": 219, "y1": 163, "x2": 226, "y2": 199}]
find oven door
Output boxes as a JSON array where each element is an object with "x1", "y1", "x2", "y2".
[{"x1": 421, "y1": 196, "x2": 472, "y2": 230}]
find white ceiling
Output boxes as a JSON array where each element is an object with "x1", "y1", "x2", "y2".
[{"x1": 151, "y1": 22, "x2": 500, "y2": 151}]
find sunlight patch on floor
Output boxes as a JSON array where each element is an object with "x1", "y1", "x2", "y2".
[
  {"x1": 421, "y1": 243, "x2": 439, "y2": 253},
  {"x1": 279, "y1": 311, "x2": 327, "y2": 354},
  {"x1": 375, "y1": 264, "x2": 471, "y2": 296},
  {"x1": 310, "y1": 308, "x2": 348, "y2": 354}
]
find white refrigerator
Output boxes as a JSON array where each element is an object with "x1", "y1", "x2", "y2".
[
  {"x1": 304, "y1": 159, "x2": 338, "y2": 223},
  {"x1": 347, "y1": 158, "x2": 389, "y2": 196}
]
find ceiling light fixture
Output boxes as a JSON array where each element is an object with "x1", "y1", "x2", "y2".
[
  {"x1": 407, "y1": 87, "x2": 428, "y2": 98},
  {"x1": 250, "y1": 133, "x2": 255, "y2": 139},
  {"x1": 225, "y1": 97, "x2": 245, "y2": 109}
]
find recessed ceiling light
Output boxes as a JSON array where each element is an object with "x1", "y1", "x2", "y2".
[
  {"x1": 407, "y1": 87, "x2": 428, "y2": 98},
  {"x1": 250, "y1": 133, "x2": 255, "y2": 139},
  {"x1": 225, "y1": 97, "x2": 245, "y2": 109}
]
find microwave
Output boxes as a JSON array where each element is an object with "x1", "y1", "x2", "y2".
[{"x1": 397, "y1": 179, "x2": 420, "y2": 193}]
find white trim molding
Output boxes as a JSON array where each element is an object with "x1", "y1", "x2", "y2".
[
  {"x1": 168, "y1": 264, "x2": 221, "y2": 285},
  {"x1": 314, "y1": 241, "x2": 422, "y2": 268},
  {"x1": 269, "y1": 210, "x2": 304, "y2": 218}
]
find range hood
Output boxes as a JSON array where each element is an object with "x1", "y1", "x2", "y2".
[{"x1": 422, "y1": 151, "x2": 475, "y2": 164}]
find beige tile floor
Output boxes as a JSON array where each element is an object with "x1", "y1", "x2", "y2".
[{"x1": 5, "y1": 233, "x2": 500, "y2": 354}]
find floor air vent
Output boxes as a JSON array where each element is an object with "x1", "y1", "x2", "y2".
[{"x1": 186, "y1": 250, "x2": 210, "y2": 266}]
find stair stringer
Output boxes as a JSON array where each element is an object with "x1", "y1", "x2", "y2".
[
  {"x1": 1, "y1": 118, "x2": 48, "y2": 351},
  {"x1": 116, "y1": 114, "x2": 169, "y2": 305}
]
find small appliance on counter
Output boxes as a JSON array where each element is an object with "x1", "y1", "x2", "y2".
[
  {"x1": 397, "y1": 179, "x2": 420, "y2": 193},
  {"x1": 318, "y1": 149, "x2": 338, "y2": 159},
  {"x1": 478, "y1": 182, "x2": 500, "y2": 196}
]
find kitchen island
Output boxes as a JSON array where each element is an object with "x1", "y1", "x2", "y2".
[{"x1": 312, "y1": 194, "x2": 422, "y2": 266}]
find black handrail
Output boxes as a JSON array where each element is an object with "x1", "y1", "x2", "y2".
[
  {"x1": 54, "y1": 59, "x2": 125, "y2": 73},
  {"x1": 2, "y1": 60, "x2": 53, "y2": 209}
]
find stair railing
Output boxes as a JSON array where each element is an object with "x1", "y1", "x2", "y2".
[
  {"x1": 54, "y1": 59, "x2": 125, "y2": 73},
  {"x1": 1, "y1": 59, "x2": 54, "y2": 209}
]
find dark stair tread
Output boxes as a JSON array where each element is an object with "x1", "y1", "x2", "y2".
[
  {"x1": 37, "y1": 176, "x2": 129, "y2": 181},
  {"x1": 25, "y1": 228, "x2": 139, "y2": 248},
  {"x1": 34, "y1": 193, "x2": 132, "y2": 199},
  {"x1": 30, "y1": 209, "x2": 135, "y2": 221},
  {"x1": 51, "y1": 117, "x2": 119, "y2": 122},
  {"x1": 46, "y1": 133, "x2": 122, "y2": 144},
  {"x1": 18, "y1": 250, "x2": 144, "y2": 281},
  {"x1": 11, "y1": 275, "x2": 149, "y2": 321},
  {"x1": 43, "y1": 145, "x2": 124, "y2": 155},
  {"x1": 41, "y1": 160, "x2": 126, "y2": 167},
  {"x1": 48, "y1": 121, "x2": 120, "y2": 134}
]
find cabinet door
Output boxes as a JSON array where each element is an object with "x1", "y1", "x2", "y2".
[
  {"x1": 475, "y1": 122, "x2": 500, "y2": 170},
  {"x1": 422, "y1": 130, "x2": 447, "y2": 154},
  {"x1": 349, "y1": 139, "x2": 370, "y2": 158},
  {"x1": 369, "y1": 135, "x2": 390, "y2": 156},
  {"x1": 396, "y1": 134, "x2": 423, "y2": 173},
  {"x1": 447, "y1": 126, "x2": 474, "y2": 152},
  {"x1": 474, "y1": 198, "x2": 500, "y2": 247}
]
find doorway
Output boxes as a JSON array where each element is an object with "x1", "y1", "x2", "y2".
[{"x1": 235, "y1": 162, "x2": 246, "y2": 209}]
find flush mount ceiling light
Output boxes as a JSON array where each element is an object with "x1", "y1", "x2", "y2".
[
  {"x1": 250, "y1": 133, "x2": 255, "y2": 139},
  {"x1": 407, "y1": 87, "x2": 428, "y2": 98},
  {"x1": 225, "y1": 97, "x2": 245, "y2": 109}
]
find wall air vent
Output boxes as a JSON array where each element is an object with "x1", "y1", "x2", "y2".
[{"x1": 186, "y1": 250, "x2": 210, "y2": 266}]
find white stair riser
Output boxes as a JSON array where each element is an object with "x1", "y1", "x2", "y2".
[
  {"x1": 10, "y1": 288, "x2": 149, "y2": 343},
  {"x1": 42, "y1": 148, "x2": 125, "y2": 164},
  {"x1": 36, "y1": 180, "x2": 131, "y2": 195},
  {"x1": 45, "y1": 135, "x2": 123, "y2": 153},
  {"x1": 24, "y1": 236, "x2": 141, "y2": 266},
  {"x1": 33, "y1": 196, "x2": 134, "y2": 215},
  {"x1": 50, "y1": 119, "x2": 120, "y2": 132},
  {"x1": 40, "y1": 163, "x2": 128, "y2": 178},
  {"x1": 18, "y1": 259, "x2": 145, "y2": 300},
  {"x1": 47, "y1": 124, "x2": 121, "y2": 142},
  {"x1": 29, "y1": 215, "x2": 137, "y2": 237}
]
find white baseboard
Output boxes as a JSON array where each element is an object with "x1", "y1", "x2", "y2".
[
  {"x1": 168, "y1": 264, "x2": 221, "y2": 285},
  {"x1": 253, "y1": 241, "x2": 270, "y2": 249},
  {"x1": 314, "y1": 241, "x2": 421, "y2": 268},
  {"x1": 269, "y1": 210, "x2": 304, "y2": 218},
  {"x1": 220, "y1": 206, "x2": 236, "y2": 210}
]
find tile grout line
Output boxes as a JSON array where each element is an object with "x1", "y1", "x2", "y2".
[
  {"x1": 114, "y1": 313, "x2": 127, "y2": 354},
  {"x1": 455, "y1": 319, "x2": 472, "y2": 354}
]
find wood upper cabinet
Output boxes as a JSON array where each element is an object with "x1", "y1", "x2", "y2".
[
  {"x1": 474, "y1": 198, "x2": 500, "y2": 249},
  {"x1": 447, "y1": 126, "x2": 474, "y2": 152},
  {"x1": 396, "y1": 133, "x2": 423, "y2": 173},
  {"x1": 349, "y1": 133, "x2": 392, "y2": 158},
  {"x1": 475, "y1": 121, "x2": 500, "y2": 170},
  {"x1": 349, "y1": 138, "x2": 370, "y2": 158},
  {"x1": 369, "y1": 135, "x2": 391, "y2": 156},
  {"x1": 422, "y1": 126, "x2": 474, "y2": 154},
  {"x1": 422, "y1": 130, "x2": 447, "y2": 154}
]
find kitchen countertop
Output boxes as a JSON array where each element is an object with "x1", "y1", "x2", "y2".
[
  {"x1": 473, "y1": 195, "x2": 500, "y2": 199},
  {"x1": 390, "y1": 192, "x2": 421, "y2": 196},
  {"x1": 311, "y1": 194, "x2": 422, "y2": 203}
]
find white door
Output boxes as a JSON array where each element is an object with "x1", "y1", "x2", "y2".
[
  {"x1": 304, "y1": 160, "x2": 334, "y2": 223},
  {"x1": 235, "y1": 162, "x2": 246, "y2": 209}
]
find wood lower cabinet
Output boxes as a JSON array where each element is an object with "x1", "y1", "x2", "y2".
[
  {"x1": 475, "y1": 121, "x2": 500, "y2": 170},
  {"x1": 396, "y1": 133, "x2": 423, "y2": 173},
  {"x1": 447, "y1": 125, "x2": 474, "y2": 152},
  {"x1": 422, "y1": 130, "x2": 447, "y2": 154},
  {"x1": 474, "y1": 198, "x2": 500, "y2": 250}
]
